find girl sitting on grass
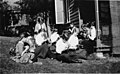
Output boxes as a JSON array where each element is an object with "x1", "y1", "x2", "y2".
[{"x1": 10, "y1": 32, "x2": 36, "y2": 63}]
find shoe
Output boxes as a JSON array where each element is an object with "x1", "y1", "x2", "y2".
[
  {"x1": 98, "y1": 56, "x2": 106, "y2": 59},
  {"x1": 29, "y1": 60, "x2": 33, "y2": 63},
  {"x1": 96, "y1": 52, "x2": 106, "y2": 59},
  {"x1": 72, "y1": 59, "x2": 82, "y2": 63},
  {"x1": 33, "y1": 62, "x2": 43, "y2": 65}
]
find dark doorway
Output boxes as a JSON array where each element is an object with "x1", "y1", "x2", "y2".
[{"x1": 75, "y1": 0, "x2": 95, "y2": 23}]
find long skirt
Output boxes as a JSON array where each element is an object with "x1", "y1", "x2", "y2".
[
  {"x1": 82, "y1": 39, "x2": 96, "y2": 57},
  {"x1": 32, "y1": 43, "x2": 56, "y2": 62},
  {"x1": 32, "y1": 43, "x2": 85, "y2": 63}
]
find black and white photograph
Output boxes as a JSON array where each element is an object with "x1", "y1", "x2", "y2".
[{"x1": 0, "y1": 0, "x2": 120, "y2": 73}]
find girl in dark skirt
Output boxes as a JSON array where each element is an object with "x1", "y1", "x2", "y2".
[
  {"x1": 32, "y1": 42, "x2": 56, "y2": 62},
  {"x1": 32, "y1": 32, "x2": 83, "y2": 63}
]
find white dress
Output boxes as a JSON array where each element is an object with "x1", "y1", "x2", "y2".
[
  {"x1": 34, "y1": 23, "x2": 41, "y2": 33},
  {"x1": 50, "y1": 32, "x2": 60, "y2": 43},
  {"x1": 41, "y1": 23, "x2": 47, "y2": 32},
  {"x1": 56, "y1": 38, "x2": 68, "y2": 54},
  {"x1": 35, "y1": 32, "x2": 47, "y2": 46},
  {"x1": 88, "y1": 26, "x2": 96, "y2": 40},
  {"x1": 68, "y1": 34, "x2": 79, "y2": 49}
]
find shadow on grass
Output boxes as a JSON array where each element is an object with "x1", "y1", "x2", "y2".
[
  {"x1": 1, "y1": 56, "x2": 120, "y2": 73},
  {"x1": 0, "y1": 36, "x2": 120, "y2": 73}
]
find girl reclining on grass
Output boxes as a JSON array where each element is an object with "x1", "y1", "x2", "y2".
[{"x1": 10, "y1": 32, "x2": 36, "y2": 63}]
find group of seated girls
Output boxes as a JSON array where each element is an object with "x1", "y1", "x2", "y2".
[
  {"x1": 9, "y1": 21, "x2": 99, "y2": 64},
  {"x1": 9, "y1": 24, "x2": 83, "y2": 64}
]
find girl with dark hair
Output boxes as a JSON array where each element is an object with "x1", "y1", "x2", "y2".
[
  {"x1": 81, "y1": 22, "x2": 97, "y2": 59},
  {"x1": 34, "y1": 17, "x2": 42, "y2": 33},
  {"x1": 69, "y1": 23, "x2": 79, "y2": 34},
  {"x1": 10, "y1": 32, "x2": 36, "y2": 63},
  {"x1": 15, "y1": 32, "x2": 31, "y2": 56},
  {"x1": 55, "y1": 34, "x2": 69, "y2": 54}
]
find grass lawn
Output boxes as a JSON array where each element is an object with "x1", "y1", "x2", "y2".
[{"x1": 0, "y1": 36, "x2": 120, "y2": 73}]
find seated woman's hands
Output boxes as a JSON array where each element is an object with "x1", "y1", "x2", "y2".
[{"x1": 21, "y1": 45, "x2": 30, "y2": 57}]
